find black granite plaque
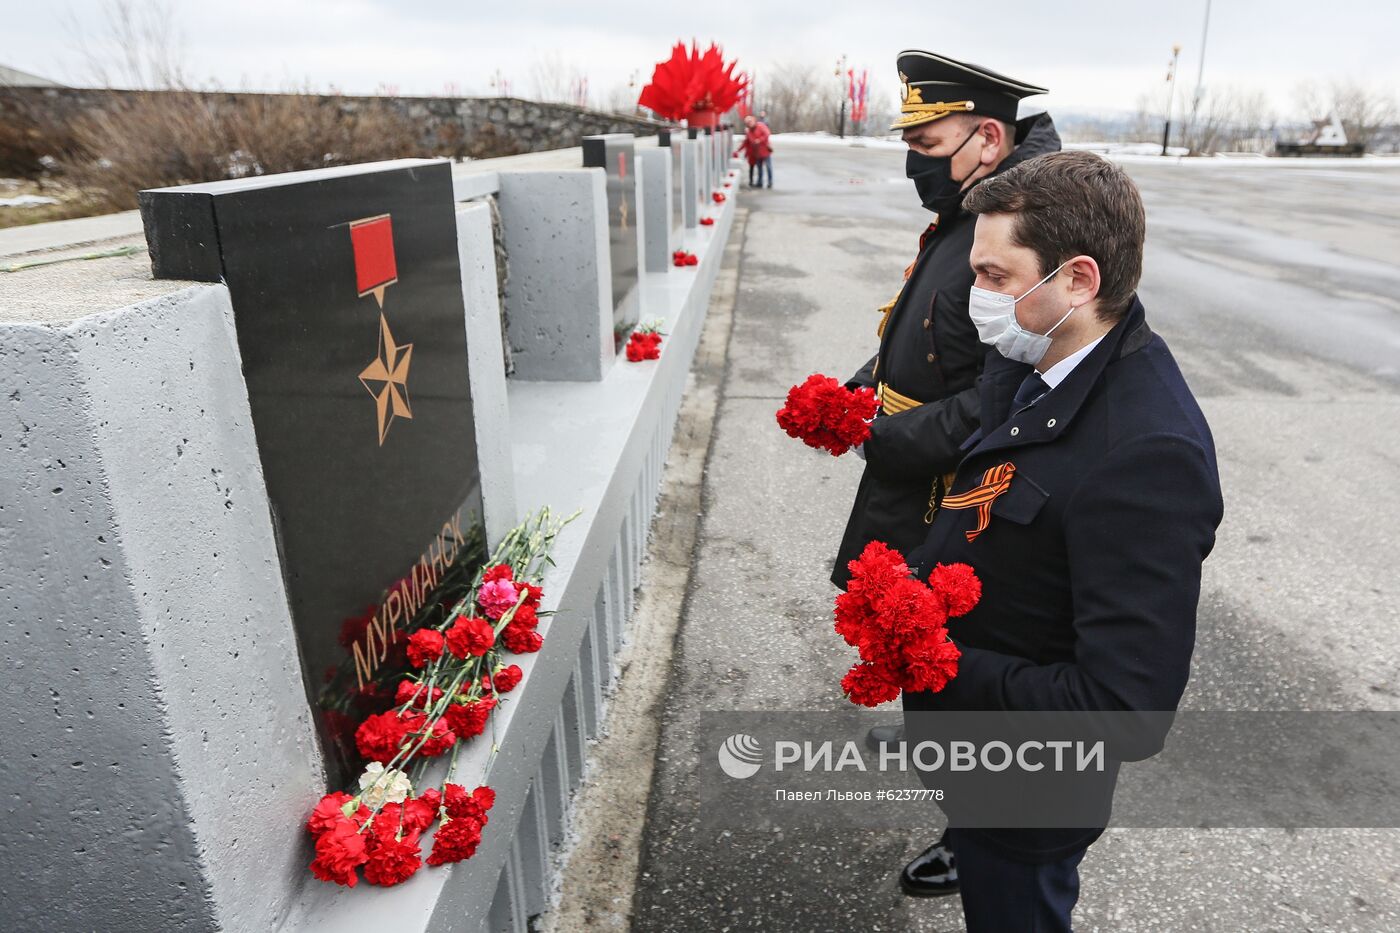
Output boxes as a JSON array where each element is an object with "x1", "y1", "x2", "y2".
[
  {"x1": 581, "y1": 134, "x2": 641, "y2": 347},
  {"x1": 139, "y1": 159, "x2": 486, "y2": 784}
]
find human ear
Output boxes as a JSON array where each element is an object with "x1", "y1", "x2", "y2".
[
  {"x1": 980, "y1": 119, "x2": 1003, "y2": 164},
  {"x1": 1066, "y1": 256, "x2": 1101, "y2": 305}
]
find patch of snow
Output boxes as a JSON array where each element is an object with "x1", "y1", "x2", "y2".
[
  {"x1": 1066, "y1": 141, "x2": 1400, "y2": 168},
  {"x1": 0, "y1": 195, "x2": 59, "y2": 208},
  {"x1": 770, "y1": 132, "x2": 908, "y2": 151}
]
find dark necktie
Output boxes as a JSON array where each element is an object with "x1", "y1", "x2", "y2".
[
  {"x1": 1011, "y1": 371, "x2": 1050, "y2": 414},
  {"x1": 959, "y1": 371, "x2": 1050, "y2": 452}
]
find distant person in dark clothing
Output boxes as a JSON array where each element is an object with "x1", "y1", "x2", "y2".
[{"x1": 735, "y1": 114, "x2": 773, "y2": 188}]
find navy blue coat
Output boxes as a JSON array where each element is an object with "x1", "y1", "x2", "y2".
[{"x1": 902, "y1": 297, "x2": 1224, "y2": 861}]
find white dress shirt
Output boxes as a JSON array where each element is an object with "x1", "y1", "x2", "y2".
[{"x1": 1038, "y1": 334, "x2": 1106, "y2": 390}]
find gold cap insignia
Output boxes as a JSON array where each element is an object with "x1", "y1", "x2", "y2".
[{"x1": 890, "y1": 96, "x2": 977, "y2": 131}]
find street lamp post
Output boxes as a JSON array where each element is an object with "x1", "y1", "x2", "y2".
[
  {"x1": 1185, "y1": 0, "x2": 1213, "y2": 151},
  {"x1": 1162, "y1": 44, "x2": 1182, "y2": 156},
  {"x1": 835, "y1": 54, "x2": 848, "y2": 139}
]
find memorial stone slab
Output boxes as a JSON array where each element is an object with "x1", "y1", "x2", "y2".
[
  {"x1": 582, "y1": 133, "x2": 643, "y2": 347},
  {"x1": 139, "y1": 159, "x2": 487, "y2": 784},
  {"x1": 638, "y1": 147, "x2": 673, "y2": 274},
  {"x1": 679, "y1": 137, "x2": 701, "y2": 229},
  {"x1": 658, "y1": 129, "x2": 685, "y2": 236}
]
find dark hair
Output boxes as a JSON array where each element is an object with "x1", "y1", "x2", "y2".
[{"x1": 963, "y1": 150, "x2": 1145, "y2": 320}]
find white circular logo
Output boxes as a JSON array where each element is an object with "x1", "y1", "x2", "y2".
[{"x1": 717, "y1": 733, "x2": 764, "y2": 779}]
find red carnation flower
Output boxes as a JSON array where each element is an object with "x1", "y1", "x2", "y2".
[
  {"x1": 483, "y1": 563, "x2": 515, "y2": 583},
  {"x1": 518, "y1": 582, "x2": 543, "y2": 608},
  {"x1": 625, "y1": 330, "x2": 664, "y2": 361},
  {"x1": 426, "y1": 783, "x2": 495, "y2": 865},
  {"x1": 309, "y1": 820, "x2": 370, "y2": 887},
  {"x1": 408, "y1": 714, "x2": 457, "y2": 758},
  {"x1": 306, "y1": 791, "x2": 357, "y2": 837},
  {"x1": 833, "y1": 541, "x2": 972, "y2": 706},
  {"x1": 425, "y1": 814, "x2": 484, "y2": 865},
  {"x1": 395, "y1": 795, "x2": 438, "y2": 835},
  {"x1": 445, "y1": 614, "x2": 496, "y2": 659},
  {"x1": 355, "y1": 710, "x2": 413, "y2": 763},
  {"x1": 699, "y1": 216, "x2": 715, "y2": 226},
  {"x1": 903, "y1": 634, "x2": 962, "y2": 694},
  {"x1": 492, "y1": 664, "x2": 524, "y2": 693},
  {"x1": 444, "y1": 695, "x2": 497, "y2": 739},
  {"x1": 501, "y1": 621, "x2": 543, "y2": 654},
  {"x1": 363, "y1": 832, "x2": 422, "y2": 887},
  {"x1": 509, "y1": 602, "x2": 538, "y2": 630},
  {"x1": 928, "y1": 563, "x2": 982, "y2": 617},
  {"x1": 444, "y1": 783, "x2": 496, "y2": 822},
  {"x1": 776, "y1": 374, "x2": 879, "y2": 457},
  {"x1": 406, "y1": 629, "x2": 445, "y2": 668},
  {"x1": 841, "y1": 661, "x2": 902, "y2": 707},
  {"x1": 394, "y1": 679, "x2": 445, "y2": 709},
  {"x1": 713, "y1": 191, "x2": 726, "y2": 203}
]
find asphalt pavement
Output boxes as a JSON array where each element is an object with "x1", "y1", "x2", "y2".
[{"x1": 599, "y1": 138, "x2": 1400, "y2": 932}]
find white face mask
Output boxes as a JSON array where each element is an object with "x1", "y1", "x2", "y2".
[{"x1": 968, "y1": 261, "x2": 1076, "y2": 366}]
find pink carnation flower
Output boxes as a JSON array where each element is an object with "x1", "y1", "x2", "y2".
[{"x1": 478, "y1": 578, "x2": 521, "y2": 620}]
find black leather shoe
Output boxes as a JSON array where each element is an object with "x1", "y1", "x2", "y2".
[
  {"x1": 865, "y1": 723, "x2": 905, "y2": 753},
  {"x1": 899, "y1": 839, "x2": 958, "y2": 897}
]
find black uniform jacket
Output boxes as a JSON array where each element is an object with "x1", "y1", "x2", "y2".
[
  {"x1": 902, "y1": 298, "x2": 1225, "y2": 862},
  {"x1": 834, "y1": 113, "x2": 1062, "y2": 588}
]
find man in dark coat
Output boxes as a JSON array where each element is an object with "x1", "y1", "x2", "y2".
[
  {"x1": 836, "y1": 51, "x2": 1060, "y2": 592},
  {"x1": 899, "y1": 150, "x2": 1224, "y2": 931}
]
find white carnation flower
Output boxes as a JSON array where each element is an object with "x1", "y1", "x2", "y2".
[{"x1": 358, "y1": 761, "x2": 413, "y2": 807}]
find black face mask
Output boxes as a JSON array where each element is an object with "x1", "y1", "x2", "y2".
[{"x1": 905, "y1": 126, "x2": 981, "y2": 215}]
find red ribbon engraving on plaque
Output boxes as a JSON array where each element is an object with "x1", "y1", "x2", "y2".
[{"x1": 349, "y1": 214, "x2": 398, "y2": 308}]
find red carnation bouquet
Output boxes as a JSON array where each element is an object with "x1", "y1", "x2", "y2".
[
  {"x1": 305, "y1": 508, "x2": 576, "y2": 888},
  {"x1": 835, "y1": 541, "x2": 980, "y2": 706},
  {"x1": 625, "y1": 320, "x2": 666, "y2": 362},
  {"x1": 775, "y1": 373, "x2": 879, "y2": 456},
  {"x1": 672, "y1": 249, "x2": 698, "y2": 267}
]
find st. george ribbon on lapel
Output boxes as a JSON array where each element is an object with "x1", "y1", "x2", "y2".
[{"x1": 939, "y1": 461, "x2": 1017, "y2": 541}]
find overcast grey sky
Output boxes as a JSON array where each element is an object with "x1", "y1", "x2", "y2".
[{"x1": 3, "y1": 1, "x2": 1396, "y2": 117}]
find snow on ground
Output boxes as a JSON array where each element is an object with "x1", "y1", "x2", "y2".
[
  {"x1": 769, "y1": 132, "x2": 907, "y2": 151},
  {"x1": 0, "y1": 194, "x2": 59, "y2": 208},
  {"x1": 771, "y1": 134, "x2": 1400, "y2": 168},
  {"x1": 1067, "y1": 141, "x2": 1400, "y2": 168}
]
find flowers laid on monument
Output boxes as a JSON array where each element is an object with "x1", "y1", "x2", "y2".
[
  {"x1": 672, "y1": 249, "x2": 699, "y2": 267},
  {"x1": 626, "y1": 320, "x2": 667, "y2": 362},
  {"x1": 305, "y1": 508, "x2": 577, "y2": 888},
  {"x1": 699, "y1": 216, "x2": 715, "y2": 226},
  {"x1": 775, "y1": 374, "x2": 880, "y2": 457},
  {"x1": 712, "y1": 191, "x2": 727, "y2": 203},
  {"x1": 637, "y1": 40, "x2": 747, "y2": 125},
  {"x1": 834, "y1": 542, "x2": 979, "y2": 707}
]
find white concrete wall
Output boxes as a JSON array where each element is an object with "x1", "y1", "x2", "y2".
[
  {"x1": 497, "y1": 170, "x2": 613, "y2": 381},
  {"x1": 1, "y1": 285, "x2": 324, "y2": 932},
  {"x1": 638, "y1": 147, "x2": 674, "y2": 273}
]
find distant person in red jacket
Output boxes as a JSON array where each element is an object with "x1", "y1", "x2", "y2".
[{"x1": 735, "y1": 114, "x2": 773, "y2": 188}]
